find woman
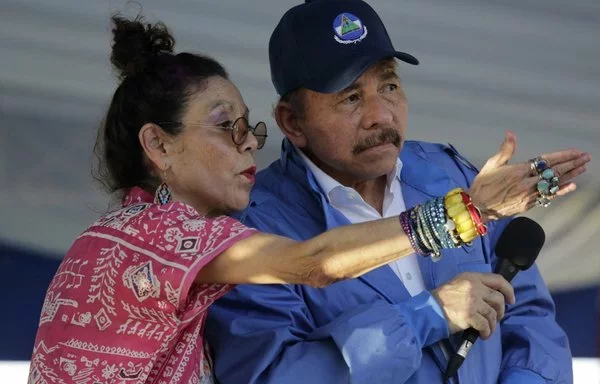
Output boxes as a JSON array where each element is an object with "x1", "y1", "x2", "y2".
[{"x1": 28, "y1": 15, "x2": 584, "y2": 384}]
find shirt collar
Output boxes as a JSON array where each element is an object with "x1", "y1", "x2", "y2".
[
  {"x1": 294, "y1": 146, "x2": 403, "y2": 200},
  {"x1": 121, "y1": 186, "x2": 154, "y2": 207}
]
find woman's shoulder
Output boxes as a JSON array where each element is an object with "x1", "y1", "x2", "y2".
[
  {"x1": 90, "y1": 186, "x2": 234, "y2": 233},
  {"x1": 62, "y1": 198, "x2": 250, "y2": 311},
  {"x1": 81, "y1": 196, "x2": 252, "y2": 263}
]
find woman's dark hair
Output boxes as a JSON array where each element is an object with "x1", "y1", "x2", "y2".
[{"x1": 94, "y1": 14, "x2": 228, "y2": 194}]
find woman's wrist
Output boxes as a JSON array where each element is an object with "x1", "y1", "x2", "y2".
[{"x1": 469, "y1": 196, "x2": 492, "y2": 223}]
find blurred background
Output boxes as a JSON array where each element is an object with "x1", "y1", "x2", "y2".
[{"x1": 1, "y1": 0, "x2": 599, "y2": 378}]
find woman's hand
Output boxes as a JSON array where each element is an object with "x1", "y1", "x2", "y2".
[{"x1": 468, "y1": 131, "x2": 591, "y2": 221}]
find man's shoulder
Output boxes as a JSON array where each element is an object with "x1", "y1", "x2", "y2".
[
  {"x1": 403, "y1": 139, "x2": 448, "y2": 153},
  {"x1": 234, "y1": 160, "x2": 325, "y2": 237},
  {"x1": 404, "y1": 140, "x2": 465, "y2": 159},
  {"x1": 404, "y1": 140, "x2": 480, "y2": 174},
  {"x1": 250, "y1": 160, "x2": 305, "y2": 205},
  {"x1": 401, "y1": 140, "x2": 481, "y2": 190}
]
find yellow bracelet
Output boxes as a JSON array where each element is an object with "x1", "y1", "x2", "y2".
[
  {"x1": 444, "y1": 188, "x2": 478, "y2": 241},
  {"x1": 459, "y1": 227, "x2": 479, "y2": 243},
  {"x1": 445, "y1": 188, "x2": 464, "y2": 197},
  {"x1": 456, "y1": 220, "x2": 475, "y2": 234},
  {"x1": 445, "y1": 193, "x2": 464, "y2": 207},
  {"x1": 447, "y1": 204, "x2": 466, "y2": 218},
  {"x1": 451, "y1": 210, "x2": 475, "y2": 238},
  {"x1": 453, "y1": 210, "x2": 473, "y2": 226}
]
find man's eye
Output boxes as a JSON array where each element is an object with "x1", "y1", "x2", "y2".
[
  {"x1": 343, "y1": 94, "x2": 360, "y2": 104},
  {"x1": 382, "y1": 83, "x2": 398, "y2": 92}
]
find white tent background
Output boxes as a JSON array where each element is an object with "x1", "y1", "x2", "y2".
[{"x1": 1, "y1": 0, "x2": 599, "y2": 292}]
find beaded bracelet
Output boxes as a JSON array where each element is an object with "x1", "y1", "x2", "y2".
[{"x1": 399, "y1": 189, "x2": 487, "y2": 260}]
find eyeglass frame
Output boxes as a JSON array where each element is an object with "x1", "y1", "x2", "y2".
[{"x1": 157, "y1": 116, "x2": 268, "y2": 149}]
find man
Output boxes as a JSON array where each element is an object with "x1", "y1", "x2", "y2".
[{"x1": 206, "y1": 0, "x2": 587, "y2": 382}]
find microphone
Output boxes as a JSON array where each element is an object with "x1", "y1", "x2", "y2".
[{"x1": 443, "y1": 217, "x2": 545, "y2": 381}]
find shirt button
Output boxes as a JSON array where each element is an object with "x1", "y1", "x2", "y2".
[{"x1": 405, "y1": 272, "x2": 413, "y2": 280}]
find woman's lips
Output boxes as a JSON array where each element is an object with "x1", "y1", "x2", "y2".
[{"x1": 240, "y1": 165, "x2": 257, "y2": 182}]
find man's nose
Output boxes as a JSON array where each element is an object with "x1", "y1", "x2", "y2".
[{"x1": 362, "y1": 95, "x2": 393, "y2": 129}]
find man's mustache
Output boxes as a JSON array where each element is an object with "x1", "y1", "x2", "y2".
[{"x1": 353, "y1": 128, "x2": 402, "y2": 155}]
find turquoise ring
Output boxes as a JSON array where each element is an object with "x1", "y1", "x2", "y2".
[{"x1": 535, "y1": 164, "x2": 559, "y2": 207}]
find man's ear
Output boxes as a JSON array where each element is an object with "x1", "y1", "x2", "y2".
[
  {"x1": 138, "y1": 123, "x2": 172, "y2": 172},
  {"x1": 274, "y1": 101, "x2": 307, "y2": 148}
]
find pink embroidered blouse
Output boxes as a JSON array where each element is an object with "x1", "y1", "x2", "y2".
[{"x1": 28, "y1": 187, "x2": 256, "y2": 384}]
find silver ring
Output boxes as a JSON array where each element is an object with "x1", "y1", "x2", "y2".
[
  {"x1": 529, "y1": 156, "x2": 549, "y2": 177},
  {"x1": 536, "y1": 196, "x2": 552, "y2": 208}
]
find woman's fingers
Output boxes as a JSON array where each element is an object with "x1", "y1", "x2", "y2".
[
  {"x1": 554, "y1": 163, "x2": 588, "y2": 183},
  {"x1": 541, "y1": 149, "x2": 587, "y2": 167}
]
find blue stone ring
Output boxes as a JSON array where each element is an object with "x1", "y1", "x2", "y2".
[{"x1": 529, "y1": 156, "x2": 549, "y2": 177}]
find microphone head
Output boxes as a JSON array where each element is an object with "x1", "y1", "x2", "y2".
[{"x1": 494, "y1": 217, "x2": 545, "y2": 270}]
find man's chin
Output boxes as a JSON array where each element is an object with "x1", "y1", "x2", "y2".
[{"x1": 356, "y1": 156, "x2": 400, "y2": 179}]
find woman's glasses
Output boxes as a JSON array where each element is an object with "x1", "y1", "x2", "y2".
[{"x1": 158, "y1": 117, "x2": 268, "y2": 149}]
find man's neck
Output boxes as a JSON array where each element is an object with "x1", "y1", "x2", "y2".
[
  {"x1": 296, "y1": 147, "x2": 391, "y2": 215},
  {"x1": 351, "y1": 176, "x2": 388, "y2": 215}
]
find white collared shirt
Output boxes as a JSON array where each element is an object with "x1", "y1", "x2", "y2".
[{"x1": 297, "y1": 148, "x2": 426, "y2": 297}]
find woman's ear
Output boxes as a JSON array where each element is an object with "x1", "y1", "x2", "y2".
[
  {"x1": 139, "y1": 123, "x2": 171, "y2": 171},
  {"x1": 274, "y1": 102, "x2": 307, "y2": 148}
]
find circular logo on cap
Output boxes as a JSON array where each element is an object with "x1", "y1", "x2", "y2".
[{"x1": 333, "y1": 12, "x2": 368, "y2": 44}]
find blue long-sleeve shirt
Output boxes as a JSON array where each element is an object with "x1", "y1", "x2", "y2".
[{"x1": 206, "y1": 139, "x2": 572, "y2": 383}]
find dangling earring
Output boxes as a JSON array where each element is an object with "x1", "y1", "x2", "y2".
[
  {"x1": 154, "y1": 182, "x2": 172, "y2": 205},
  {"x1": 154, "y1": 167, "x2": 172, "y2": 205}
]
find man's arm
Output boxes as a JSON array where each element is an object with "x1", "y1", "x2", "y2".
[{"x1": 206, "y1": 283, "x2": 449, "y2": 384}]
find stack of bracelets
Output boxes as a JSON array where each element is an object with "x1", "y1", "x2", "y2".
[{"x1": 399, "y1": 188, "x2": 488, "y2": 261}]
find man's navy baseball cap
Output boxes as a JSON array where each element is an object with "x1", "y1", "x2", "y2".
[{"x1": 269, "y1": 0, "x2": 419, "y2": 96}]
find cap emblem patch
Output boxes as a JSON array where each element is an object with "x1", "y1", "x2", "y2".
[{"x1": 333, "y1": 13, "x2": 368, "y2": 44}]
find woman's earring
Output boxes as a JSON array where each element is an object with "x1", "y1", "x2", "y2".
[
  {"x1": 154, "y1": 167, "x2": 172, "y2": 205},
  {"x1": 154, "y1": 182, "x2": 172, "y2": 205}
]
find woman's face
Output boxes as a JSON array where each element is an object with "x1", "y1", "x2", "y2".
[{"x1": 165, "y1": 76, "x2": 259, "y2": 216}]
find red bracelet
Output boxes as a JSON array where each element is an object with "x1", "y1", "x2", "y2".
[{"x1": 460, "y1": 192, "x2": 487, "y2": 236}]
